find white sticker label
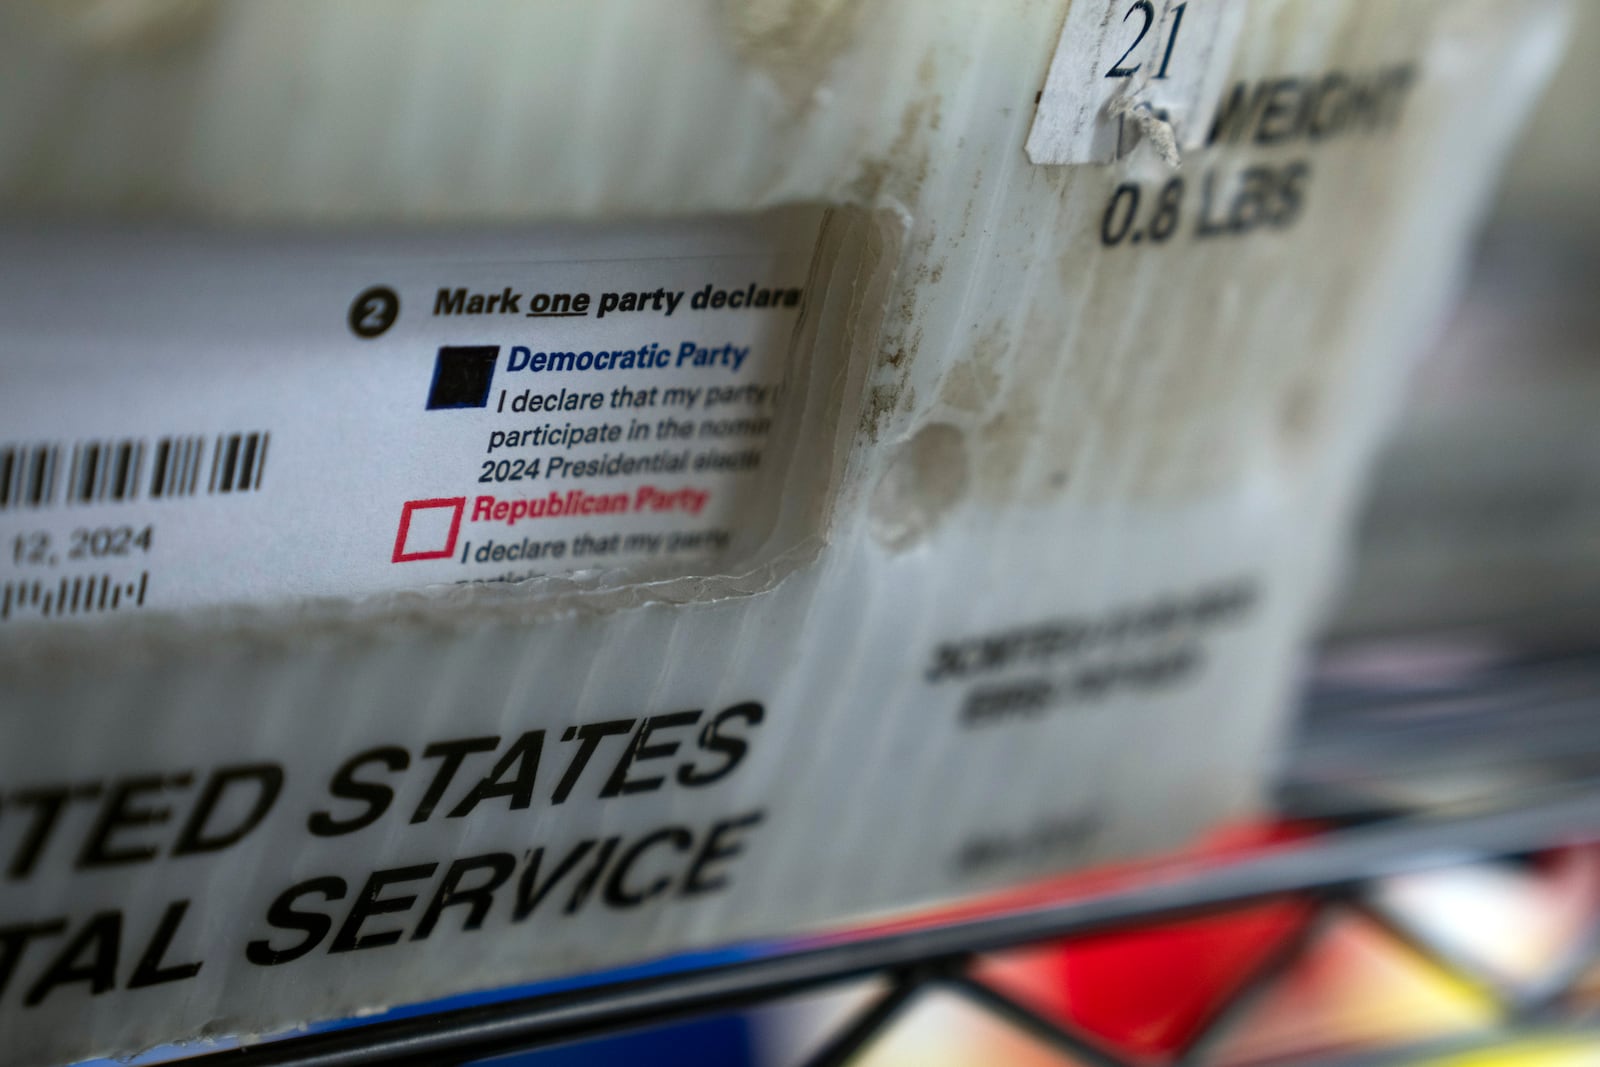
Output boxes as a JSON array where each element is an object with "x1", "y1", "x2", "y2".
[
  {"x1": 0, "y1": 211, "x2": 824, "y2": 623},
  {"x1": 1026, "y1": 0, "x2": 1246, "y2": 165}
]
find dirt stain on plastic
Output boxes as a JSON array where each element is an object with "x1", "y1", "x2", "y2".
[
  {"x1": 723, "y1": 0, "x2": 866, "y2": 106},
  {"x1": 869, "y1": 421, "x2": 970, "y2": 551}
]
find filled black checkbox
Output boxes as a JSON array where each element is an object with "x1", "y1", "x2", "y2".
[{"x1": 426, "y1": 345, "x2": 499, "y2": 410}]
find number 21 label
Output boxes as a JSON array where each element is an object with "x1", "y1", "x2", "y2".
[{"x1": 1027, "y1": 0, "x2": 1246, "y2": 166}]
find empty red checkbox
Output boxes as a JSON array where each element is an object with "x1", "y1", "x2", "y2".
[{"x1": 392, "y1": 497, "x2": 466, "y2": 563}]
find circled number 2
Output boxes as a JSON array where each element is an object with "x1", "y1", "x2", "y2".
[{"x1": 348, "y1": 285, "x2": 400, "y2": 339}]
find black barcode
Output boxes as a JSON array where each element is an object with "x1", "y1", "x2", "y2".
[
  {"x1": 150, "y1": 435, "x2": 206, "y2": 499},
  {"x1": 68, "y1": 439, "x2": 146, "y2": 505},
  {"x1": 0, "y1": 571, "x2": 148, "y2": 622},
  {"x1": 208, "y1": 431, "x2": 269, "y2": 494},
  {"x1": 0, "y1": 444, "x2": 62, "y2": 510},
  {"x1": 0, "y1": 431, "x2": 268, "y2": 510}
]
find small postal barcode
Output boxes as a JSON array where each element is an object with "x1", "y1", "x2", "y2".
[{"x1": 0, "y1": 431, "x2": 270, "y2": 511}]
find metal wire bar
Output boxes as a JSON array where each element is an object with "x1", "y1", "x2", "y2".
[
  {"x1": 190, "y1": 793, "x2": 1600, "y2": 1066},
  {"x1": 1175, "y1": 897, "x2": 1335, "y2": 1067},
  {"x1": 1350, "y1": 894, "x2": 1518, "y2": 1017},
  {"x1": 941, "y1": 973, "x2": 1133, "y2": 1067},
  {"x1": 798, "y1": 970, "x2": 929, "y2": 1067},
  {"x1": 1519, "y1": 909, "x2": 1600, "y2": 1020}
]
